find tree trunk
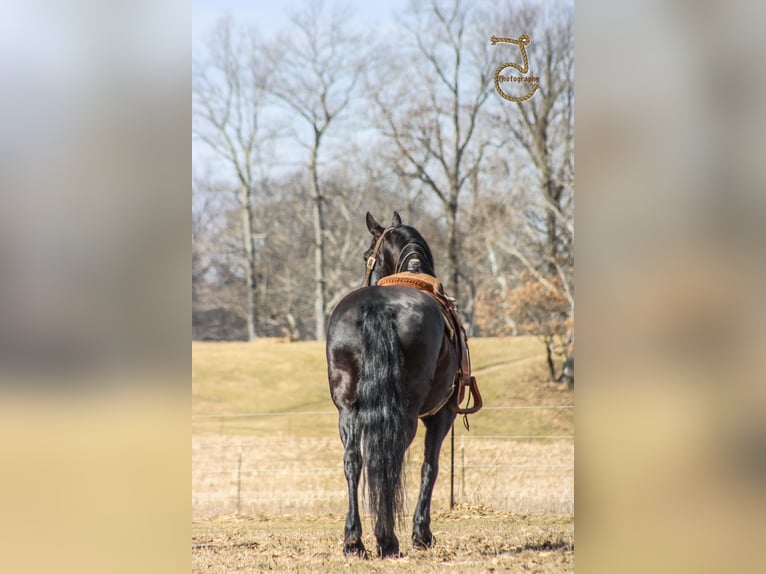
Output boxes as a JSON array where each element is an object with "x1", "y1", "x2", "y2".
[
  {"x1": 446, "y1": 201, "x2": 460, "y2": 303},
  {"x1": 239, "y1": 183, "x2": 258, "y2": 341},
  {"x1": 558, "y1": 353, "x2": 574, "y2": 388},
  {"x1": 544, "y1": 338, "x2": 556, "y2": 382},
  {"x1": 543, "y1": 178, "x2": 567, "y2": 276},
  {"x1": 310, "y1": 134, "x2": 327, "y2": 341},
  {"x1": 546, "y1": 202, "x2": 557, "y2": 275}
]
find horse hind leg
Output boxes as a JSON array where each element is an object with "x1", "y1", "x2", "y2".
[
  {"x1": 339, "y1": 408, "x2": 366, "y2": 557},
  {"x1": 412, "y1": 406, "x2": 456, "y2": 549},
  {"x1": 369, "y1": 412, "x2": 419, "y2": 558},
  {"x1": 371, "y1": 474, "x2": 400, "y2": 558}
]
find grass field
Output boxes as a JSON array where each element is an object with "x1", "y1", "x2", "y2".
[
  {"x1": 192, "y1": 507, "x2": 573, "y2": 573},
  {"x1": 192, "y1": 336, "x2": 574, "y2": 571}
]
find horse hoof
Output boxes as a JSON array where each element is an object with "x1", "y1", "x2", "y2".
[
  {"x1": 377, "y1": 540, "x2": 400, "y2": 558},
  {"x1": 412, "y1": 532, "x2": 434, "y2": 549},
  {"x1": 343, "y1": 539, "x2": 367, "y2": 558}
]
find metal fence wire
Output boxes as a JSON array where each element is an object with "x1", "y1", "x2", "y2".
[{"x1": 192, "y1": 407, "x2": 573, "y2": 517}]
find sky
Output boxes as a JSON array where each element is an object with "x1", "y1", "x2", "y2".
[
  {"x1": 192, "y1": 0, "x2": 410, "y2": 57},
  {"x1": 192, "y1": 0, "x2": 413, "y2": 178},
  {"x1": 191, "y1": 0, "x2": 563, "y2": 183}
]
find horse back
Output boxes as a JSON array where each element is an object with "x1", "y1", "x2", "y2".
[{"x1": 327, "y1": 286, "x2": 456, "y2": 416}]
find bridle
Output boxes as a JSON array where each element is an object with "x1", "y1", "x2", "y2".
[
  {"x1": 361, "y1": 227, "x2": 395, "y2": 287},
  {"x1": 361, "y1": 227, "x2": 432, "y2": 288}
]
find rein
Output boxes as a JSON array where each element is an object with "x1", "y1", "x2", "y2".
[{"x1": 395, "y1": 242, "x2": 430, "y2": 273}]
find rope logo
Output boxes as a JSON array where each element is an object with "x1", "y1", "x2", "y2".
[{"x1": 490, "y1": 34, "x2": 540, "y2": 102}]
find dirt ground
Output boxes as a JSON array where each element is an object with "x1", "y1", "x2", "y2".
[{"x1": 192, "y1": 505, "x2": 574, "y2": 573}]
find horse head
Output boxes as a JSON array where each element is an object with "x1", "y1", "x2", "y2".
[{"x1": 362, "y1": 211, "x2": 435, "y2": 287}]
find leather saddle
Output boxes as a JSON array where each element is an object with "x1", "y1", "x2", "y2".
[{"x1": 376, "y1": 271, "x2": 483, "y2": 418}]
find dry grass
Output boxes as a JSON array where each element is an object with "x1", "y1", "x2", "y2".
[
  {"x1": 192, "y1": 336, "x2": 574, "y2": 571},
  {"x1": 192, "y1": 435, "x2": 573, "y2": 516},
  {"x1": 192, "y1": 506, "x2": 573, "y2": 573},
  {"x1": 192, "y1": 336, "x2": 573, "y2": 437}
]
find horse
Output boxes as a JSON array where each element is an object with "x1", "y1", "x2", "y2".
[{"x1": 326, "y1": 211, "x2": 461, "y2": 558}]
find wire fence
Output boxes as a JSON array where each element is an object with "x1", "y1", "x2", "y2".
[
  {"x1": 192, "y1": 406, "x2": 574, "y2": 517},
  {"x1": 191, "y1": 405, "x2": 574, "y2": 419}
]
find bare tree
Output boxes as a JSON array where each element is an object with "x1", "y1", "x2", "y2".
[
  {"x1": 251, "y1": 174, "x2": 315, "y2": 341},
  {"x1": 370, "y1": 0, "x2": 496, "y2": 310},
  {"x1": 192, "y1": 173, "x2": 254, "y2": 340},
  {"x1": 267, "y1": 0, "x2": 365, "y2": 341},
  {"x1": 193, "y1": 16, "x2": 273, "y2": 340},
  {"x1": 189, "y1": 1, "x2": 575, "y2": 386},
  {"x1": 483, "y1": 1, "x2": 574, "y2": 382},
  {"x1": 249, "y1": 162, "x2": 383, "y2": 341},
  {"x1": 496, "y1": 2, "x2": 573, "y2": 275}
]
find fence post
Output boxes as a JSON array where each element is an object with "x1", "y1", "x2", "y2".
[
  {"x1": 450, "y1": 423, "x2": 455, "y2": 509},
  {"x1": 236, "y1": 441, "x2": 243, "y2": 514},
  {"x1": 461, "y1": 435, "x2": 465, "y2": 498}
]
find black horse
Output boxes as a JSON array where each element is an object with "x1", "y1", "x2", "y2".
[{"x1": 326, "y1": 212, "x2": 459, "y2": 558}]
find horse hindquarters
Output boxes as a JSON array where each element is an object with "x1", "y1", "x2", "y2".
[{"x1": 357, "y1": 298, "x2": 409, "y2": 557}]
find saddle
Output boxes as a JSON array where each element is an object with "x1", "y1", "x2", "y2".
[{"x1": 376, "y1": 271, "x2": 483, "y2": 421}]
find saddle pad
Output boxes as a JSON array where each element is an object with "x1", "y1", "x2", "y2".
[{"x1": 376, "y1": 272, "x2": 445, "y2": 295}]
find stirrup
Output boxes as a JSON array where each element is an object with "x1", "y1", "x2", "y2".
[{"x1": 454, "y1": 376, "x2": 483, "y2": 415}]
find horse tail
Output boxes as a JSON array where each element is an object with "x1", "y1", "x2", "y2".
[{"x1": 357, "y1": 298, "x2": 408, "y2": 543}]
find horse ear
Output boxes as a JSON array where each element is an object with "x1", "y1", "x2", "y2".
[
  {"x1": 366, "y1": 212, "x2": 384, "y2": 236},
  {"x1": 392, "y1": 211, "x2": 403, "y2": 227}
]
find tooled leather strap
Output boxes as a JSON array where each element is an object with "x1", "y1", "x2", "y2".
[{"x1": 361, "y1": 227, "x2": 395, "y2": 287}]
